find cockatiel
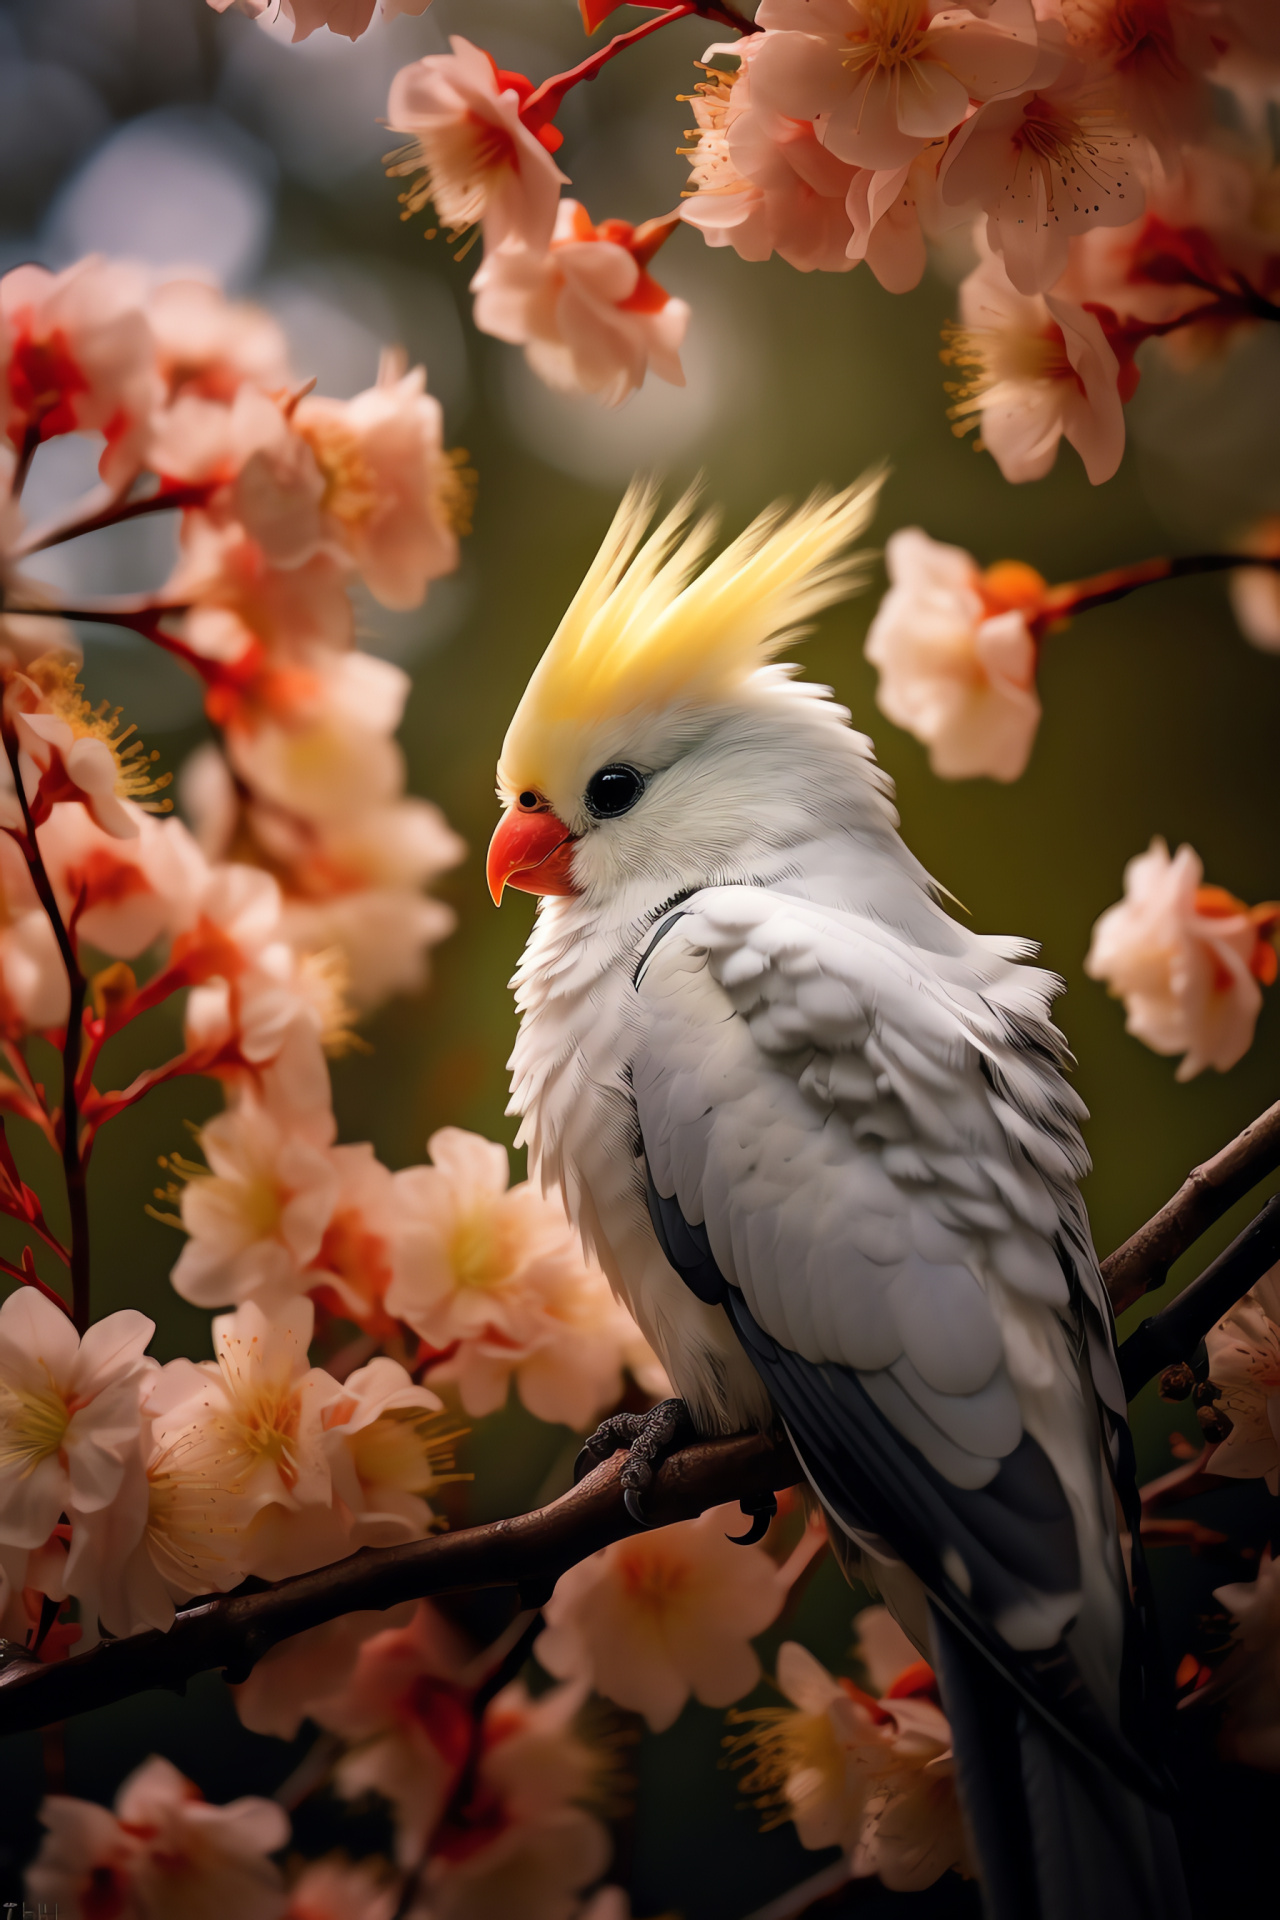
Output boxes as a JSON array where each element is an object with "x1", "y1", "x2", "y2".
[{"x1": 487, "y1": 481, "x2": 1189, "y2": 1920}]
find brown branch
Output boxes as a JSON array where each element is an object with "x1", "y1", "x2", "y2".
[
  {"x1": 0, "y1": 1430, "x2": 799, "y2": 1739},
  {"x1": 1102, "y1": 1098, "x2": 1280, "y2": 1318}
]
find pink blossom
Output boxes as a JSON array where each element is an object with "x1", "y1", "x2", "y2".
[
  {"x1": 150, "y1": 383, "x2": 328, "y2": 570},
  {"x1": 941, "y1": 64, "x2": 1151, "y2": 295},
  {"x1": 944, "y1": 248, "x2": 1127, "y2": 483},
  {"x1": 1213, "y1": 1550, "x2": 1280, "y2": 1770},
  {"x1": 1084, "y1": 837, "x2": 1279, "y2": 1078},
  {"x1": 1, "y1": 257, "x2": 160, "y2": 488},
  {"x1": 149, "y1": 277, "x2": 292, "y2": 405},
  {"x1": 680, "y1": 49, "x2": 858, "y2": 274},
  {"x1": 750, "y1": 0, "x2": 1042, "y2": 171},
  {"x1": 302, "y1": 1142, "x2": 404, "y2": 1332},
  {"x1": 1231, "y1": 518, "x2": 1280, "y2": 649},
  {"x1": 170, "y1": 515, "x2": 355, "y2": 667},
  {"x1": 845, "y1": 152, "x2": 934, "y2": 292},
  {"x1": 471, "y1": 202, "x2": 689, "y2": 408},
  {"x1": 209, "y1": 0, "x2": 431, "y2": 45},
  {"x1": 1055, "y1": 141, "x2": 1280, "y2": 367},
  {"x1": 169, "y1": 1100, "x2": 343, "y2": 1309},
  {"x1": 231, "y1": 1603, "x2": 417, "y2": 1739},
  {"x1": 851, "y1": 1693, "x2": 966, "y2": 1890},
  {"x1": 302, "y1": 1601, "x2": 477, "y2": 1860},
  {"x1": 286, "y1": 1858, "x2": 398, "y2": 1920},
  {"x1": 386, "y1": 1127, "x2": 663, "y2": 1429},
  {"x1": 322, "y1": 1355, "x2": 451, "y2": 1549},
  {"x1": 4, "y1": 656, "x2": 175, "y2": 841},
  {"x1": 148, "y1": 1297, "x2": 343, "y2": 1556},
  {"x1": 38, "y1": 803, "x2": 208, "y2": 960},
  {"x1": 293, "y1": 351, "x2": 467, "y2": 612},
  {"x1": 222, "y1": 650, "x2": 411, "y2": 827},
  {"x1": 864, "y1": 528, "x2": 1045, "y2": 780},
  {"x1": 536, "y1": 1503, "x2": 787, "y2": 1731},
  {"x1": 0, "y1": 1288, "x2": 154, "y2": 1552},
  {"x1": 1059, "y1": 0, "x2": 1219, "y2": 156},
  {"x1": 386, "y1": 39, "x2": 568, "y2": 253},
  {"x1": 1205, "y1": 1262, "x2": 1280, "y2": 1491},
  {"x1": 28, "y1": 1756, "x2": 289, "y2": 1920}
]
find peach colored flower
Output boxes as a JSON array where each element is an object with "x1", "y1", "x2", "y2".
[
  {"x1": 322, "y1": 1355, "x2": 452, "y2": 1549},
  {"x1": 151, "y1": 383, "x2": 327, "y2": 570},
  {"x1": 941, "y1": 65, "x2": 1151, "y2": 296},
  {"x1": 865, "y1": 528, "x2": 1046, "y2": 781},
  {"x1": 1205, "y1": 1263, "x2": 1280, "y2": 1491},
  {"x1": 416, "y1": 1677, "x2": 610, "y2": 1918},
  {"x1": 169, "y1": 1100, "x2": 343, "y2": 1309},
  {"x1": 851, "y1": 1693, "x2": 966, "y2": 1891},
  {"x1": 231, "y1": 1603, "x2": 416, "y2": 1739},
  {"x1": 39, "y1": 803, "x2": 208, "y2": 960},
  {"x1": 169, "y1": 514, "x2": 355, "y2": 666},
  {"x1": 149, "y1": 277, "x2": 292, "y2": 406},
  {"x1": 223, "y1": 650, "x2": 411, "y2": 827},
  {"x1": 471, "y1": 203, "x2": 689, "y2": 408},
  {"x1": 5, "y1": 655, "x2": 174, "y2": 841},
  {"x1": 208, "y1": 0, "x2": 431, "y2": 42},
  {"x1": 1230, "y1": 515, "x2": 1280, "y2": 650},
  {"x1": 386, "y1": 39, "x2": 568, "y2": 254},
  {"x1": 729, "y1": 1639, "x2": 884, "y2": 1853},
  {"x1": 536, "y1": 1503, "x2": 787, "y2": 1731},
  {"x1": 750, "y1": 0, "x2": 1042, "y2": 171},
  {"x1": 1, "y1": 256, "x2": 160, "y2": 488},
  {"x1": 304, "y1": 1601, "x2": 477, "y2": 1861},
  {"x1": 28, "y1": 1756, "x2": 289, "y2": 1920},
  {"x1": 1084, "y1": 837, "x2": 1279, "y2": 1078},
  {"x1": 680, "y1": 48, "x2": 858, "y2": 274},
  {"x1": 66, "y1": 1409, "x2": 257, "y2": 1637},
  {"x1": 0, "y1": 1288, "x2": 155, "y2": 1552},
  {"x1": 293, "y1": 351, "x2": 466, "y2": 612},
  {"x1": 148, "y1": 1297, "x2": 342, "y2": 1533},
  {"x1": 943, "y1": 248, "x2": 1127, "y2": 483},
  {"x1": 286, "y1": 1858, "x2": 399, "y2": 1920},
  {"x1": 1060, "y1": 0, "x2": 1219, "y2": 156},
  {"x1": 1213, "y1": 1550, "x2": 1280, "y2": 1770},
  {"x1": 386, "y1": 1127, "x2": 662, "y2": 1428}
]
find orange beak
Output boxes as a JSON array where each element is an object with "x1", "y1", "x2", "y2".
[{"x1": 487, "y1": 808, "x2": 580, "y2": 904}]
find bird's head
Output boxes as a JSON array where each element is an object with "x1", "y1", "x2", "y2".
[{"x1": 487, "y1": 476, "x2": 888, "y2": 917}]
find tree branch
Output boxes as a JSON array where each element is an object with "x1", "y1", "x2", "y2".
[
  {"x1": 1102, "y1": 1098, "x2": 1280, "y2": 1317},
  {"x1": 0, "y1": 1431, "x2": 799, "y2": 1738},
  {"x1": 1116, "y1": 1195, "x2": 1280, "y2": 1399}
]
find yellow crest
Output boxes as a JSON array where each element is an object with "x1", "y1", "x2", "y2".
[{"x1": 498, "y1": 474, "x2": 884, "y2": 796}]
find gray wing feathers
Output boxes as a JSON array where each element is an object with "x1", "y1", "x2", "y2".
[{"x1": 633, "y1": 883, "x2": 1118, "y2": 1502}]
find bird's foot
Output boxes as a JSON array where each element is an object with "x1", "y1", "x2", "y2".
[
  {"x1": 726, "y1": 1491, "x2": 777, "y2": 1546},
  {"x1": 574, "y1": 1397, "x2": 695, "y2": 1526}
]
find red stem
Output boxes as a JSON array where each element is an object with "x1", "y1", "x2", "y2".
[
  {"x1": 0, "y1": 1247, "x2": 73, "y2": 1319},
  {"x1": 16, "y1": 481, "x2": 215, "y2": 561},
  {"x1": 1034, "y1": 552, "x2": 1280, "y2": 636},
  {"x1": 0, "y1": 726, "x2": 91, "y2": 1333},
  {"x1": 523, "y1": 5, "x2": 696, "y2": 128}
]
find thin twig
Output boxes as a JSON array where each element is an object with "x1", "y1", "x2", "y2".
[
  {"x1": 1101, "y1": 1098, "x2": 1280, "y2": 1316},
  {"x1": 0, "y1": 726, "x2": 91, "y2": 1332},
  {"x1": 1038, "y1": 551, "x2": 1280, "y2": 632},
  {"x1": 0, "y1": 1431, "x2": 800, "y2": 1738},
  {"x1": 15, "y1": 481, "x2": 213, "y2": 560}
]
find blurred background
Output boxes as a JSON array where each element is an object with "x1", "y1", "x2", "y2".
[{"x1": 0, "y1": 0, "x2": 1278, "y2": 1911}]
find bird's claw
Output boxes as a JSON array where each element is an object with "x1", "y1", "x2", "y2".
[
  {"x1": 727, "y1": 1492, "x2": 777, "y2": 1545},
  {"x1": 624, "y1": 1487, "x2": 653, "y2": 1529},
  {"x1": 574, "y1": 1398, "x2": 695, "y2": 1527}
]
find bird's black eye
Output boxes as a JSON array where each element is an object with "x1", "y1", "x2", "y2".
[
  {"x1": 517, "y1": 790, "x2": 543, "y2": 811},
  {"x1": 584, "y1": 763, "x2": 645, "y2": 820}
]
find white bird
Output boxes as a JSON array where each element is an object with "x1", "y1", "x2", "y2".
[{"x1": 486, "y1": 481, "x2": 1189, "y2": 1920}]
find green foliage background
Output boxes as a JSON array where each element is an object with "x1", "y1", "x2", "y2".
[{"x1": 0, "y1": 0, "x2": 1278, "y2": 1910}]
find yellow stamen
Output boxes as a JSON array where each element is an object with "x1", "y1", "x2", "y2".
[{"x1": 26, "y1": 656, "x2": 173, "y2": 811}]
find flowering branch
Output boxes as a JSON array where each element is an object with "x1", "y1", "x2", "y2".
[
  {"x1": 0, "y1": 719, "x2": 92, "y2": 1332},
  {"x1": 15, "y1": 480, "x2": 215, "y2": 561},
  {"x1": 0, "y1": 1430, "x2": 801, "y2": 1738},
  {"x1": 1038, "y1": 552, "x2": 1280, "y2": 634},
  {"x1": 522, "y1": 6, "x2": 696, "y2": 129},
  {"x1": 1101, "y1": 1097, "x2": 1280, "y2": 1316}
]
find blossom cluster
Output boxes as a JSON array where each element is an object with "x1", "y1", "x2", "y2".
[
  {"x1": 387, "y1": 41, "x2": 692, "y2": 409},
  {"x1": 210, "y1": 0, "x2": 1280, "y2": 472}
]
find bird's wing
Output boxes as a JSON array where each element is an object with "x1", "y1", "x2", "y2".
[{"x1": 629, "y1": 883, "x2": 1153, "y2": 1787}]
